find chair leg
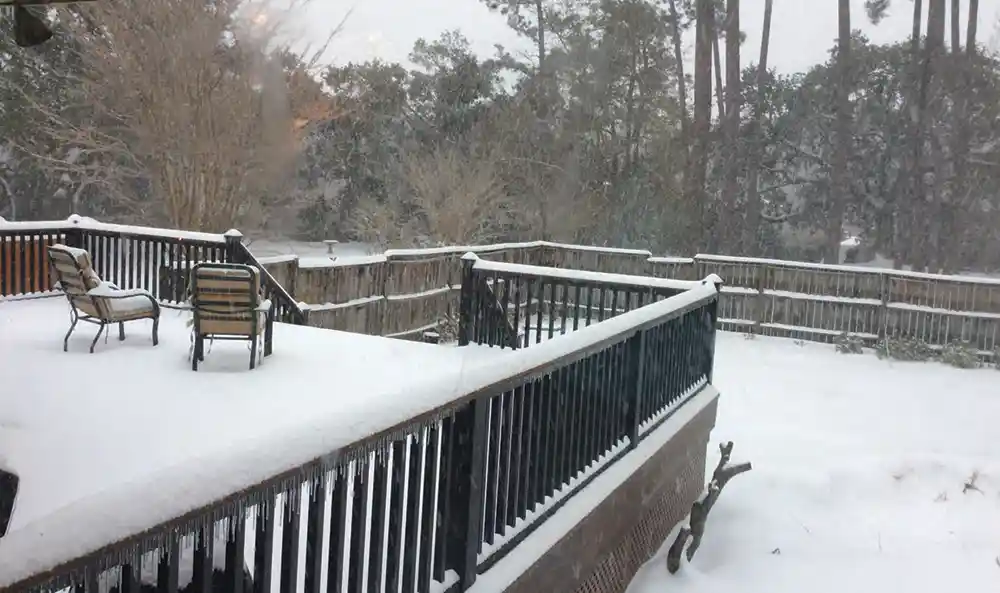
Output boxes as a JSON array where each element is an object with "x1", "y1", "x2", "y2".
[
  {"x1": 152, "y1": 316, "x2": 160, "y2": 346},
  {"x1": 118, "y1": 321, "x2": 126, "y2": 341},
  {"x1": 90, "y1": 323, "x2": 105, "y2": 354},
  {"x1": 249, "y1": 336, "x2": 257, "y2": 370},
  {"x1": 64, "y1": 316, "x2": 78, "y2": 352},
  {"x1": 192, "y1": 336, "x2": 201, "y2": 371}
]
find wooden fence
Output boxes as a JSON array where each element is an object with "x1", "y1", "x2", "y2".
[{"x1": 261, "y1": 243, "x2": 1000, "y2": 355}]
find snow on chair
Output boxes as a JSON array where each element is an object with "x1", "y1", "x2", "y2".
[
  {"x1": 47, "y1": 244, "x2": 161, "y2": 353},
  {"x1": 188, "y1": 262, "x2": 273, "y2": 371}
]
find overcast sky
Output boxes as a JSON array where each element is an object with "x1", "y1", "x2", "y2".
[{"x1": 287, "y1": 0, "x2": 1000, "y2": 75}]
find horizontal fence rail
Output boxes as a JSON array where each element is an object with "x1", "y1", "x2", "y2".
[{"x1": 0, "y1": 279, "x2": 720, "y2": 593}]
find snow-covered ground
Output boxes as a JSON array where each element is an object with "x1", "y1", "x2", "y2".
[{"x1": 629, "y1": 333, "x2": 1000, "y2": 593}]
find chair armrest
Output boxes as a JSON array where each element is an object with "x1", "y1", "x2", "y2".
[{"x1": 88, "y1": 281, "x2": 153, "y2": 300}]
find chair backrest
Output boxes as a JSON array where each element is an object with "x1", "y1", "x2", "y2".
[
  {"x1": 47, "y1": 244, "x2": 108, "y2": 319},
  {"x1": 190, "y1": 263, "x2": 262, "y2": 337}
]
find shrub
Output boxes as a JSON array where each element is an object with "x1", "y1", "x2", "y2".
[
  {"x1": 834, "y1": 332, "x2": 865, "y2": 355},
  {"x1": 876, "y1": 337, "x2": 934, "y2": 362},
  {"x1": 940, "y1": 341, "x2": 981, "y2": 369}
]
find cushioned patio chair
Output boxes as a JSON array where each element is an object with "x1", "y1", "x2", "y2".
[
  {"x1": 47, "y1": 244, "x2": 160, "y2": 353},
  {"x1": 188, "y1": 262, "x2": 273, "y2": 371}
]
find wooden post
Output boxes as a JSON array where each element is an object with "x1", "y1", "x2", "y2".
[{"x1": 458, "y1": 253, "x2": 478, "y2": 347}]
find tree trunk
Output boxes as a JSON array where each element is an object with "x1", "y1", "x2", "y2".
[
  {"x1": 828, "y1": 0, "x2": 851, "y2": 264},
  {"x1": 914, "y1": 0, "x2": 945, "y2": 270},
  {"x1": 668, "y1": 0, "x2": 689, "y2": 149},
  {"x1": 950, "y1": 0, "x2": 960, "y2": 53},
  {"x1": 943, "y1": 0, "x2": 978, "y2": 271},
  {"x1": 897, "y1": 0, "x2": 923, "y2": 267},
  {"x1": 720, "y1": 0, "x2": 741, "y2": 252},
  {"x1": 688, "y1": 0, "x2": 714, "y2": 251},
  {"x1": 712, "y1": 25, "x2": 725, "y2": 121},
  {"x1": 744, "y1": 0, "x2": 772, "y2": 255}
]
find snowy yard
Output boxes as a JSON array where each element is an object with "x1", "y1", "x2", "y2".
[{"x1": 629, "y1": 333, "x2": 1000, "y2": 593}]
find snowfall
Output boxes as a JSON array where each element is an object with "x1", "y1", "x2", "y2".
[{"x1": 0, "y1": 294, "x2": 998, "y2": 591}]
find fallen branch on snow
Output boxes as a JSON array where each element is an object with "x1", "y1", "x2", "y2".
[{"x1": 667, "y1": 441, "x2": 752, "y2": 574}]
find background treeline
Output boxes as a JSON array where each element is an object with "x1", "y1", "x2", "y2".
[{"x1": 1, "y1": 0, "x2": 998, "y2": 272}]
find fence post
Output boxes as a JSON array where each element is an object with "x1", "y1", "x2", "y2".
[
  {"x1": 458, "y1": 253, "x2": 478, "y2": 347},
  {"x1": 624, "y1": 328, "x2": 649, "y2": 447},
  {"x1": 224, "y1": 229, "x2": 243, "y2": 263},
  {"x1": 444, "y1": 399, "x2": 489, "y2": 590},
  {"x1": 877, "y1": 272, "x2": 890, "y2": 341}
]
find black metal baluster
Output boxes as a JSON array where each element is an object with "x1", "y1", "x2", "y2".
[
  {"x1": 280, "y1": 489, "x2": 301, "y2": 593},
  {"x1": 497, "y1": 390, "x2": 514, "y2": 535},
  {"x1": 568, "y1": 360, "x2": 583, "y2": 478},
  {"x1": 349, "y1": 459, "x2": 371, "y2": 592},
  {"x1": 432, "y1": 421, "x2": 452, "y2": 583},
  {"x1": 226, "y1": 513, "x2": 247, "y2": 593},
  {"x1": 517, "y1": 382, "x2": 535, "y2": 520},
  {"x1": 584, "y1": 286, "x2": 594, "y2": 328},
  {"x1": 305, "y1": 478, "x2": 328, "y2": 593},
  {"x1": 157, "y1": 540, "x2": 181, "y2": 593},
  {"x1": 534, "y1": 280, "x2": 545, "y2": 344},
  {"x1": 506, "y1": 387, "x2": 525, "y2": 527},
  {"x1": 120, "y1": 555, "x2": 141, "y2": 593},
  {"x1": 369, "y1": 455, "x2": 390, "y2": 593},
  {"x1": 254, "y1": 501, "x2": 275, "y2": 593},
  {"x1": 572, "y1": 285, "x2": 582, "y2": 331},
  {"x1": 554, "y1": 366, "x2": 570, "y2": 491},
  {"x1": 547, "y1": 283, "x2": 557, "y2": 339},
  {"x1": 540, "y1": 373, "x2": 557, "y2": 501},
  {"x1": 522, "y1": 278, "x2": 534, "y2": 347},
  {"x1": 417, "y1": 424, "x2": 440, "y2": 593},
  {"x1": 401, "y1": 435, "x2": 423, "y2": 593},
  {"x1": 511, "y1": 277, "x2": 522, "y2": 349},
  {"x1": 442, "y1": 400, "x2": 488, "y2": 591},
  {"x1": 193, "y1": 523, "x2": 215, "y2": 593},
  {"x1": 498, "y1": 274, "x2": 512, "y2": 349},
  {"x1": 483, "y1": 395, "x2": 502, "y2": 545},
  {"x1": 327, "y1": 473, "x2": 350, "y2": 593},
  {"x1": 529, "y1": 378, "x2": 547, "y2": 510},
  {"x1": 387, "y1": 440, "x2": 408, "y2": 591}
]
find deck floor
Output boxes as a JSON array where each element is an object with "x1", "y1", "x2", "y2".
[{"x1": 0, "y1": 297, "x2": 499, "y2": 536}]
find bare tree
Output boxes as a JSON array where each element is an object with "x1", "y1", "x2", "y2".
[
  {"x1": 351, "y1": 146, "x2": 517, "y2": 247},
  {"x1": 14, "y1": 0, "x2": 333, "y2": 232}
]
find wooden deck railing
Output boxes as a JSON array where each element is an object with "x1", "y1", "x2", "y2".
[
  {"x1": 0, "y1": 216, "x2": 307, "y2": 328},
  {"x1": 0, "y1": 276, "x2": 720, "y2": 593}
]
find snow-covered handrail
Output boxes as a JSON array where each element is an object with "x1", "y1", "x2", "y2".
[{"x1": 0, "y1": 215, "x2": 228, "y2": 244}]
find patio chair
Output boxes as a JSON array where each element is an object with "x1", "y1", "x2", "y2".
[
  {"x1": 188, "y1": 262, "x2": 273, "y2": 371},
  {"x1": 47, "y1": 244, "x2": 160, "y2": 353}
]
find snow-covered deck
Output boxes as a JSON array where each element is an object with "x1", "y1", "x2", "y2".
[{"x1": 0, "y1": 297, "x2": 498, "y2": 541}]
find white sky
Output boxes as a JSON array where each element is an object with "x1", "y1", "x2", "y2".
[{"x1": 286, "y1": 0, "x2": 1000, "y2": 75}]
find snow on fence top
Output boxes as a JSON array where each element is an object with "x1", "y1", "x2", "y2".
[
  {"x1": 470, "y1": 255, "x2": 716, "y2": 293},
  {"x1": 0, "y1": 215, "x2": 228, "y2": 244},
  {"x1": 695, "y1": 253, "x2": 1000, "y2": 286},
  {"x1": 0, "y1": 281, "x2": 718, "y2": 587}
]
